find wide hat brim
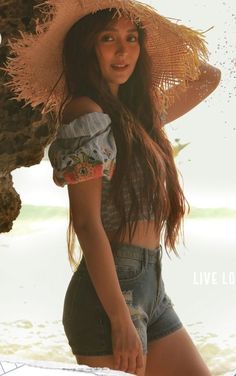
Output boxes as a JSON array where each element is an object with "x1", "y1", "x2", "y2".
[{"x1": 3, "y1": 0, "x2": 209, "y2": 115}]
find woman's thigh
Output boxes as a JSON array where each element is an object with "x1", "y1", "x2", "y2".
[
  {"x1": 76, "y1": 354, "x2": 147, "y2": 376},
  {"x1": 146, "y1": 326, "x2": 212, "y2": 376}
]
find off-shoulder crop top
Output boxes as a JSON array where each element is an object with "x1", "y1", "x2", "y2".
[{"x1": 48, "y1": 112, "x2": 166, "y2": 232}]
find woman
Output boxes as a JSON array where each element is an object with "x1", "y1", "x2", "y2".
[{"x1": 3, "y1": 1, "x2": 221, "y2": 375}]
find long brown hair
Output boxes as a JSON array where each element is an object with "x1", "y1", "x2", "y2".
[{"x1": 58, "y1": 9, "x2": 189, "y2": 269}]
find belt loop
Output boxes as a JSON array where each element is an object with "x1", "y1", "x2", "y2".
[
  {"x1": 143, "y1": 248, "x2": 148, "y2": 269},
  {"x1": 155, "y1": 245, "x2": 161, "y2": 281}
]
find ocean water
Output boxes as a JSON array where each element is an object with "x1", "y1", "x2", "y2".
[{"x1": 0, "y1": 216, "x2": 236, "y2": 375}]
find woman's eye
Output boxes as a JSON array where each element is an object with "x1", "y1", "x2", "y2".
[
  {"x1": 101, "y1": 35, "x2": 113, "y2": 42},
  {"x1": 127, "y1": 35, "x2": 138, "y2": 42}
]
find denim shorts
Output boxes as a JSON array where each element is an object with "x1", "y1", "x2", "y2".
[{"x1": 62, "y1": 243, "x2": 183, "y2": 356}]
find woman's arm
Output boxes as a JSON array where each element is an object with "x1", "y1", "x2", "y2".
[
  {"x1": 63, "y1": 95, "x2": 130, "y2": 321},
  {"x1": 163, "y1": 62, "x2": 221, "y2": 125},
  {"x1": 68, "y1": 178, "x2": 144, "y2": 372},
  {"x1": 68, "y1": 178, "x2": 130, "y2": 323}
]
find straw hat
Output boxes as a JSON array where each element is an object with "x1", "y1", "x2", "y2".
[{"x1": 2, "y1": 0, "x2": 209, "y2": 115}]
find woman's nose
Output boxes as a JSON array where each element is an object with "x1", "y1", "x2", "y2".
[{"x1": 115, "y1": 40, "x2": 127, "y2": 55}]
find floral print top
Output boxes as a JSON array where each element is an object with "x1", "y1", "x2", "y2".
[{"x1": 48, "y1": 112, "x2": 116, "y2": 187}]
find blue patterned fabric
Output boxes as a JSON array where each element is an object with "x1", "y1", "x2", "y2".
[{"x1": 48, "y1": 112, "x2": 116, "y2": 186}]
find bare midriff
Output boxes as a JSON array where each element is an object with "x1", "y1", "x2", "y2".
[{"x1": 106, "y1": 220, "x2": 160, "y2": 251}]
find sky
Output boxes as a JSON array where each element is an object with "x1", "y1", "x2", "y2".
[
  {"x1": 149, "y1": 0, "x2": 236, "y2": 208},
  {"x1": 12, "y1": 0, "x2": 236, "y2": 209}
]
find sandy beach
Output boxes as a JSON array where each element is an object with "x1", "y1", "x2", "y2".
[{"x1": 0, "y1": 212, "x2": 236, "y2": 375}]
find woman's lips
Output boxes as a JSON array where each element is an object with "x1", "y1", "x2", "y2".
[{"x1": 111, "y1": 64, "x2": 129, "y2": 71}]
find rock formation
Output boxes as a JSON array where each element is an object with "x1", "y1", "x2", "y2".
[{"x1": 0, "y1": 0, "x2": 56, "y2": 233}]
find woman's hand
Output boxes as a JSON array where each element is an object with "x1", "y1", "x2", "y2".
[{"x1": 111, "y1": 315, "x2": 144, "y2": 374}]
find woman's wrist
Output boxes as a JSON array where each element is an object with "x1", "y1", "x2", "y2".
[{"x1": 109, "y1": 304, "x2": 132, "y2": 327}]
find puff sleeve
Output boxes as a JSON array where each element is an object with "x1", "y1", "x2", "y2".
[{"x1": 48, "y1": 112, "x2": 116, "y2": 187}]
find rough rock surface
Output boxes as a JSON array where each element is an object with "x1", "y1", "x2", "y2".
[{"x1": 0, "y1": 0, "x2": 57, "y2": 233}]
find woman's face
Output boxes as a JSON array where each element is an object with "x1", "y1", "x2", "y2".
[{"x1": 95, "y1": 16, "x2": 141, "y2": 96}]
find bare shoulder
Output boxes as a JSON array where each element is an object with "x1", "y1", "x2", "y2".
[{"x1": 62, "y1": 96, "x2": 103, "y2": 124}]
